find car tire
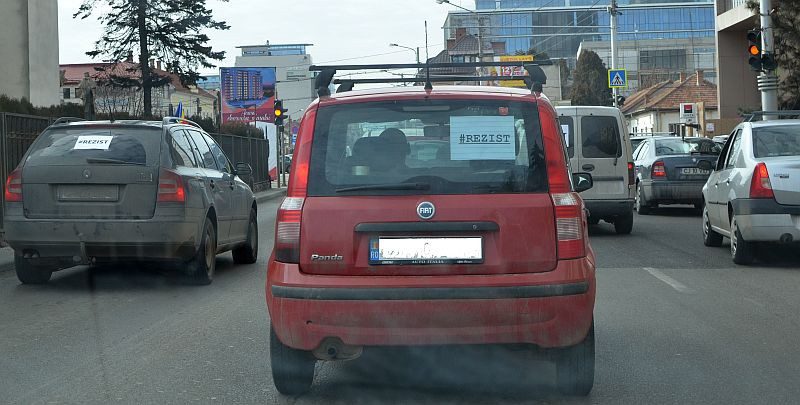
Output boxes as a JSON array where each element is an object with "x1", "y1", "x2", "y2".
[
  {"x1": 555, "y1": 321, "x2": 595, "y2": 396},
  {"x1": 635, "y1": 183, "x2": 651, "y2": 215},
  {"x1": 614, "y1": 211, "x2": 634, "y2": 235},
  {"x1": 270, "y1": 326, "x2": 315, "y2": 396},
  {"x1": 232, "y1": 209, "x2": 258, "y2": 264},
  {"x1": 730, "y1": 215, "x2": 755, "y2": 265},
  {"x1": 186, "y1": 218, "x2": 217, "y2": 285},
  {"x1": 14, "y1": 256, "x2": 53, "y2": 284},
  {"x1": 702, "y1": 205, "x2": 723, "y2": 247}
]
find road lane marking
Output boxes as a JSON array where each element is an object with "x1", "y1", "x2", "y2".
[{"x1": 644, "y1": 267, "x2": 691, "y2": 293}]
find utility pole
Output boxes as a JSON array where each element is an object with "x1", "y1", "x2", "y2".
[
  {"x1": 609, "y1": 0, "x2": 619, "y2": 108},
  {"x1": 758, "y1": 0, "x2": 778, "y2": 119}
]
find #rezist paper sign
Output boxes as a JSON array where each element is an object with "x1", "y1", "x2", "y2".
[
  {"x1": 450, "y1": 116, "x2": 515, "y2": 160},
  {"x1": 74, "y1": 135, "x2": 113, "y2": 150}
]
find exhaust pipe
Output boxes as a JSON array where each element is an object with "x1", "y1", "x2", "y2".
[{"x1": 312, "y1": 337, "x2": 363, "y2": 361}]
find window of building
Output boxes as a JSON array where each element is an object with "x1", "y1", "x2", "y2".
[
  {"x1": 62, "y1": 88, "x2": 71, "y2": 99},
  {"x1": 639, "y1": 49, "x2": 687, "y2": 70}
]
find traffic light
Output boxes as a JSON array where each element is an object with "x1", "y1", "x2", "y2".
[
  {"x1": 747, "y1": 30, "x2": 762, "y2": 71},
  {"x1": 616, "y1": 95, "x2": 626, "y2": 107},
  {"x1": 274, "y1": 99, "x2": 285, "y2": 126}
]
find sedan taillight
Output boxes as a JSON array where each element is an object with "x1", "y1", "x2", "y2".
[
  {"x1": 4, "y1": 168, "x2": 22, "y2": 202},
  {"x1": 749, "y1": 162, "x2": 774, "y2": 199},
  {"x1": 157, "y1": 169, "x2": 186, "y2": 202},
  {"x1": 652, "y1": 161, "x2": 667, "y2": 178}
]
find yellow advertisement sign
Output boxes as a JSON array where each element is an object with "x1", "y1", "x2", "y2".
[{"x1": 497, "y1": 55, "x2": 534, "y2": 88}]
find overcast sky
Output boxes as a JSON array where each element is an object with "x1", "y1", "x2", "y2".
[{"x1": 58, "y1": 0, "x2": 469, "y2": 74}]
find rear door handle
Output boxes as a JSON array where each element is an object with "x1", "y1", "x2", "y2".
[{"x1": 582, "y1": 164, "x2": 595, "y2": 171}]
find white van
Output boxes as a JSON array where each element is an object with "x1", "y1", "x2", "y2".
[{"x1": 556, "y1": 106, "x2": 635, "y2": 234}]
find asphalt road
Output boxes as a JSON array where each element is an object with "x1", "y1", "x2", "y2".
[{"x1": 2, "y1": 200, "x2": 800, "y2": 404}]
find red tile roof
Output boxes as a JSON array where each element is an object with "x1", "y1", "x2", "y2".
[
  {"x1": 59, "y1": 62, "x2": 214, "y2": 98},
  {"x1": 621, "y1": 72, "x2": 718, "y2": 115}
]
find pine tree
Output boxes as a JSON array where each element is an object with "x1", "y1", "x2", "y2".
[
  {"x1": 569, "y1": 50, "x2": 612, "y2": 106},
  {"x1": 747, "y1": 0, "x2": 800, "y2": 109},
  {"x1": 75, "y1": 0, "x2": 229, "y2": 117}
]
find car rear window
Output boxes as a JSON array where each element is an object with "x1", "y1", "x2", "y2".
[
  {"x1": 581, "y1": 116, "x2": 621, "y2": 158},
  {"x1": 307, "y1": 99, "x2": 547, "y2": 196},
  {"x1": 25, "y1": 126, "x2": 162, "y2": 167},
  {"x1": 655, "y1": 138, "x2": 721, "y2": 156},
  {"x1": 753, "y1": 126, "x2": 800, "y2": 158}
]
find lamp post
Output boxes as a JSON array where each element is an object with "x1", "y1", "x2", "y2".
[{"x1": 389, "y1": 43, "x2": 420, "y2": 64}]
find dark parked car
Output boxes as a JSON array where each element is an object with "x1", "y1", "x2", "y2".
[
  {"x1": 632, "y1": 136, "x2": 721, "y2": 214},
  {"x1": 4, "y1": 118, "x2": 259, "y2": 285}
]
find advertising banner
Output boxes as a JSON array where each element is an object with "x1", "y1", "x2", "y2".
[
  {"x1": 219, "y1": 67, "x2": 277, "y2": 124},
  {"x1": 496, "y1": 55, "x2": 534, "y2": 88}
]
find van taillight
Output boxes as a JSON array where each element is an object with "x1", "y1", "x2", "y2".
[
  {"x1": 552, "y1": 193, "x2": 587, "y2": 260},
  {"x1": 157, "y1": 169, "x2": 186, "y2": 202},
  {"x1": 275, "y1": 197, "x2": 304, "y2": 263},
  {"x1": 652, "y1": 161, "x2": 666, "y2": 178},
  {"x1": 749, "y1": 162, "x2": 774, "y2": 199},
  {"x1": 627, "y1": 162, "x2": 635, "y2": 185},
  {"x1": 4, "y1": 169, "x2": 22, "y2": 202}
]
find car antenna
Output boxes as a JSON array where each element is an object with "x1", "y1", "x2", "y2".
[{"x1": 424, "y1": 20, "x2": 432, "y2": 91}]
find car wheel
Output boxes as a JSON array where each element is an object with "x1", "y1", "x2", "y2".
[
  {"x1": 14, "y1": 256, "x2": 53, "y2": 284},
  {"x1": 635, "y1": 184, "x2": 651, "y2": 215},
  {"x1": 614, "y1": 210, "x2": 634, "y2": 235},
  {"x1": 730, "y1": 215, "x2": 755, "y2": 265},
  {"x1": 702, "y1": 205, "x2": 723, "y2": 247},
  {"x1": 186, "y1": 218, "x2": 217, "y2": 285},
  {"x1": 232, "y1": 209, "x2": 258, "y2": 264},
  {"x1": 270, "y1": 326, "x2": 315, "y2": 396},
  {"x1": 555, "y1": 321, "x2": 595, "y2": 396}
]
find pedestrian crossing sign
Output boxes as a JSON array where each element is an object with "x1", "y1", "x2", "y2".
[{"x1": 608, "y1": 69, "x2": 627, "y2": 88}]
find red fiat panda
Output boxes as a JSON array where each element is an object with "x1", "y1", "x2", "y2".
[{"x1": 266, "y1": 85, "x2": 596, "y2": 396}]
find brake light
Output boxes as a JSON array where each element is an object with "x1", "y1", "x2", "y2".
[
  {"x1": 4, "y1": 169, "x2": 22, "y2": 202},
  {"x1": 552, "y1": 193, "x2": 587, "y2": 260},
  {"x1": 749, "y1": 162, "x2": 774, "y2": 199},
  {"x1": 157, "y1": 168, "x2": 186, "y2": 202},
  {"x1": 652, "y1": 161, "x2": 666, "y2": 178},
  {"x1": 627, "y1": 162, "x2": 635, "y2": 185},
  {"x1": 286, "y1": 107, "x2": 316, "y2": 198},
  {"x1": 275, "y1": 197, "x2": 304, "y2": 262}
]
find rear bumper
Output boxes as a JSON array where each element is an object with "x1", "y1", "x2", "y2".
[
  {"x1": 4, "y1": 214, "x2": 201, "y2": 261},
  {"x1": 731, "y1": 199, "x2": 800, "y2": 241},
  {"x1": 643, "y1": 180, "x2": 705, "y2": 204},
  {"x1": 266, "y1": 256, "x2": 596, "y2": 351},
  {"x1": 584, "y1": 199, "x2": 634, "y2": 218}
]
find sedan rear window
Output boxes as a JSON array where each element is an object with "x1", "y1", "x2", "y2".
[
  {"x1": 25, "y1": 127, "x2": 162, "y2": 166},
  {"x1": 655, "y1": 138, "x2": 720, "y2": 156},
  {"x1": 307, "y1": 100, "x2": 547, "y2": 196},
  {"x1": 753, "y1": 126, "x2": 800, "y2": 158}
]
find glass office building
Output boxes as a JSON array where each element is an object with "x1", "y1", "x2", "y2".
[{"x1": 443, "y1": 0, "x2": 716, "y2": 91}]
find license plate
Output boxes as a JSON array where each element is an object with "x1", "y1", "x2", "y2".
[
  {"x1": 369, "y1": 237, "x2": 483, "y2": 265},
  {"x1": 681, "y1": 168, "x2": 710, "y2": 175},
  {"x1": 57, "y1": 185, "x2": 119, "y2": 202}
]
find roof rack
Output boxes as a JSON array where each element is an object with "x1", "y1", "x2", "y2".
[
  {"x1": 163, "y1": 116, "x2": 203, "y2": 129},
  {"x1": 311, "y1": 61, "x2": 551, "y2": 96},
  {"x1": 744, "y1": 110, "x2": 800, "y2": 122},
  {"x1": 52, "y1": 117, "x2": 86, "y2": 125}
]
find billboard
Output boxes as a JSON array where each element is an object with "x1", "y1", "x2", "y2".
[
  {"x1": 493, "y1": 55, "x2": 534, "y2": 88},
  {"x1": 219, "y1": 67, "x2": 277, "y2": 124}
]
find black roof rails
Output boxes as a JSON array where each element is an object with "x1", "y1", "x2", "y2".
[
  {"x1": 311, "y1": 61, "x2": 551, "y2": 96},
  {"x1": 744, "y1": 110, "x2": 800, "y2": 122},
  {"x1": 52, "y1": 117, "x2": 86, "y2": 125},
  {"x1": 162, "y1": 117, "x2": 203, "y2": 129}
]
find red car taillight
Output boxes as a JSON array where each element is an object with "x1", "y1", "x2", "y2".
[
  {"x1": 627, "y1": 162, "x2": 635, "y2": 185},
  {"x1": 553, "y1": 193, "x2": 587, "y2": 260},
  {"x1": 749, "y1": 162, "x2": 774, "y2": 199},
  {"x1": 652, "y1": 161, "x2": 666, "y2": 178},
  {"x1": 157, "y1": 168, "x2": 186, "y2": 202},
  {"x1": 4, "y1": 168, "x2": 22, "y2": 202}
]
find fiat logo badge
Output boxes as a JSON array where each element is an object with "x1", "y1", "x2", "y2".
[{"x1": 416, "y1": 201, "x2": 435, "y2": 220}]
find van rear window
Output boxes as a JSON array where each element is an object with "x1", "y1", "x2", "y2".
[
  {"x1": 581, "y1": 116, "x2": 621, "y2": 158},
  {"x1": 307, "y1": 100, "x2": 547, "y2": 196},
  {"x1": 25, "y1": 127, "x2": 162, "y2": 166}
]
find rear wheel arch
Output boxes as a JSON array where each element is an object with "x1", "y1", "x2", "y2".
[{"x1": 206, "y1": 207, "x2": 218, "y2": 233}]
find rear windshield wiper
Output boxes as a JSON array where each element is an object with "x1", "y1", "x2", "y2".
[
  {"x1": 335, "y1": 182, "x2": 431, "y2": 193},
  {"x1": 85, "y1": 158, "x2": 145, "y2": 166}
]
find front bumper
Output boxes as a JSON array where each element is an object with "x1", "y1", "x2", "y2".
[
  {"x1": 266, "y1": 256, "x2": 596, "y2": 351},
  {"x1": 732, "y1": 198, "x2": 800, "y2": 241},
  {"x1": 644, "y1": 180, "x2": 705, "y2": 204}
]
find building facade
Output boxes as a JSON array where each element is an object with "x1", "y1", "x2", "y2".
[
  {"x1": 715, "y1": 0, "x2": 759, "y2": 119},
  {"x1": 0, "y1": 0, "x2": 60, "y2": 106},
  {"x1": 234, "y1": 43, "x2": 315, "y2": 121},
  {"x1": 442, "y1": 0, "x2": 717, "y2": 92}
]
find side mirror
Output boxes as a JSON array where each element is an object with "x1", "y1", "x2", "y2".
[
  {"x1": 572, "y1": 172, "x2": 594, "y2": 193},
  {"x1": 235, "y1": 162, "x2": 252, "y2": 177},
  {"x1": 697, "y1": 160, "x2": 714, "y2": 171}
]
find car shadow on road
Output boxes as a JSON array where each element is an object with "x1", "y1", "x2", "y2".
[
  {"x1": 19, "y1": 255, "x2": 241, "y2": 292},
  {"x1": 639, "y1": 205, "x2": 702, "y2": 217}
]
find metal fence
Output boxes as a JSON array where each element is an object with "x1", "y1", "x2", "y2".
[{"x1": 210, "y1": 133, "x2": 271, "y2": 191}]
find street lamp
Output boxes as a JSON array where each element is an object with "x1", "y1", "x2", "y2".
[
  {"x1": 435, "y1": 0, "x2": 484, "y2": 66},
  {"x1": 389, "y1": 43, "x2": 421, "y2": 64}
]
